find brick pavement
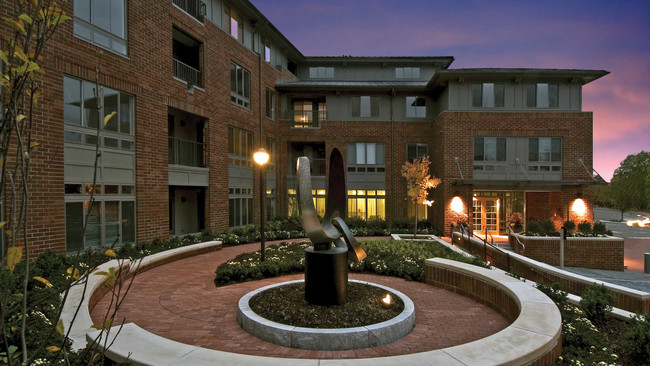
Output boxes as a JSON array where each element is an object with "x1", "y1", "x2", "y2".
[{"x1": 91, "y1": 241, "x2": 509, "y2": 359}]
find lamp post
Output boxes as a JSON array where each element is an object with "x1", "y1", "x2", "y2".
[{"x1": 253, "y1": 148, "x2": 270, "y2": 261}]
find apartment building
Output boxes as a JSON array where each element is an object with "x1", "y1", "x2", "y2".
[{"x1": 1, "y1": 0, "x2": 607, "y2": 256}]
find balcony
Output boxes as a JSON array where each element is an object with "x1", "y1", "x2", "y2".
[
  {"x1": 285, "y1": 110, "x2": 327, "y2": 128},
  {"x1": 169, "y1": 136, "x2": 205, "y2": 167},
  {"x1": 172, "y1": 0, "x2": 206, "y2": 21},
  {"x1": 173, "y1": 59, "x2": 202, "y2": 88}
]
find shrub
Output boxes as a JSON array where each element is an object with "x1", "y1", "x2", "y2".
[
  {"x1": 580, "y1": 284, "x2": 615, "y2": 320},
  {"x1": 540, "y1": 219, "x2": 556, "y2": 235},
  {"x1": 562, "y1": 220, "x2": 576, "y2": 234},
  {"x1": 508, "y1": 212, "x2": 524, "y2": 232},
  {"x1": 622, "y1": 313, "x2": 650, "y2": 363},
  {"x1": 577, "y1": 221, "x2": 592, "y2": 235},
  {"x1": 592, "y1": 222, "x2": 609, "y2": 236},
  {"x1": 536, "y1": 282, "x2": 568, "y2": 307},
  {"x1": 526, "y1": 221, "x2": 541, "y2": 235}
]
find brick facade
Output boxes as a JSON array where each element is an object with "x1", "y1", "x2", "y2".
[{"x1": 1, "y1": 1, "x2": 604, "y2": 257}]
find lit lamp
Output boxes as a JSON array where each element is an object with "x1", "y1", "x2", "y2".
[
  {"x1": 381, "y1": 293, "x2": 394, "y2": 309},
  {"x1": 253, "y1": 148, "x2": 270, "y2": 261}
]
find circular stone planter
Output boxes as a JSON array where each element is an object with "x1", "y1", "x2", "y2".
[{"x1": 237, "y1": 280, "x2": 415, "y2": 350}]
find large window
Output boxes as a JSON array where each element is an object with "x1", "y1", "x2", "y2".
[
  {"x1": 406, "y1": 96, "x2": 426, "y2": 118},
  {"x1": 287, "y1": 189, "x2": 326, "y2": 218},
  {"x1": 74, "y1": 0, "x2": 127, "y2": 55},
  {"x1": 224, "y1": 4, "x2": 243, "y2": 41},
  {"x1": 291, "y1": 100, "x2": 326, "y2": 128},
  {"x1": 474, "y1": 137, "x2": 506, "y2": 161},
  {"x1": 347, "y1": 143, "x2": 386, "y2": 173},
  {"x1": 529, "y1": 137, "x2": 562, "y2": 162},
  {"x1": 230, "y1": 62, "x2": 250, "y2": 108},
  {"x1": 395, "y1": 67, "x2": 420, "y2": 79},
  {"x1": 65, "y1": 184, "x2": 135, "y2": 252},
  {"x1": 309, "y1": 67, "x2": 334, "y2": 79},
  {"x1": 352, "y1": 96, "x2": 379, "y2": 118},
  {"x1": 228, "y1": 126, "x2": 253, "y2": 167},
  {"x1": 348, "y1": 190, "x2": 385, "y2": 220},
  {"x1": 472, "y1": 83, "x2": 504, "y2": 108},
  {"x1": 407, "y1": 143, "x2": 428, "y2": 162},
  {"x1": 265, "y1": 89, "x2": 275, "y2": 120},
  {"x1": 63, "y1": 76, "x2": 134, "y2": 149},
  {"x1": 526, "y1": 83, "x2": 558, "y2": 108},
  {"x1": 228, "y1": 187, "x2": 253, "y2": 227}
]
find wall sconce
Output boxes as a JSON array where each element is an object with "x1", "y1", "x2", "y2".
[
  {"x1": 450, "y1": 196, "x2": 464, "y2": 214},
  {"x1": 571, "y1": 198, "x2": 587, "y2": 216}
]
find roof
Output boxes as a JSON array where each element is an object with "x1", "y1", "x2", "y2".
[
  {"x1": 275, "y1": 80, "x2": 429, "y2": 91},
  {"x1": 429, "y1": 68, "x2": 609, "y2": 86}
]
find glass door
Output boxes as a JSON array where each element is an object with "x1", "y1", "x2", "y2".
[{"x1": 472, "y1": 197, "x2": 500, "y2": 236}]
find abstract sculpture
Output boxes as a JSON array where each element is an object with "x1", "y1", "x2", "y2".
[{"x1": 297, "y1": 148, "x2": 366, "y2": 305}]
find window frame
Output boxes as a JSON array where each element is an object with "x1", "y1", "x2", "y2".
[
  {"x1": 472, "y1": 83, "x2": 505, "y2": 108},
  {"x1": 528, "y1": 137, "x2": 562, "y2": 162},
  {"x1": 73, "y1": 0, "x2": 128, "y2": 56},
  {"x1": 347, "y1": 142, "x2": 386, "y2": 173},
  {"x1": 230, "y1": 62, "x2": 250, "y2": 109},
  {"x1": 228, "y1": 126, "x2": 254, "y2": 167},
  {"x1": 352, "y1": 96, "x2": 379, "y2": 118},
  {"x1": 473, "y1": 137, "x2": 506, "y2": 162},
  {"x1": 265, "y1": 89, "x2": 275, "y2": 120},
  {"x1": 526, "y1": 83, "x2": 559, "y2": 108},
  {"x1": 407, "y1": 143, "x2": 428, "y2": 162},
  {"x1": 406, "y1": 96, "x2": 426, "y2": 118}
]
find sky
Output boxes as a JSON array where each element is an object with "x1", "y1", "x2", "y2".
[{"x1": 251, "y1": 0, "x2": 650, "y2": 181}]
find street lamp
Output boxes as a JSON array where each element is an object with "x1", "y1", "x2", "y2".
[{"x1": 253, "y1": 148, "x2": 270, "y2": 261}]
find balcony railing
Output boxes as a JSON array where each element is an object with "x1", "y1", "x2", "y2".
[
  {"x1": 285, "y1": 110, "x2": 327, "y2": 128},
  {"x1": 169, "y1": 137, "x2": 205, "y2": 167},
  {"x1": 173, "y1": 58, "x2": 202, "y2": 88},
  {"x1": 172, "y1": 0, "x2": 206, "y2": 21}
]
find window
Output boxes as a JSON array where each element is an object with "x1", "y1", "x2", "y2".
[
  {"x1": 352, "y1": 96, "x2": 379, "y2": 118},
  {"x1": 395, "y1": 67, "x2": 420, "y2": 79},
  {"x1": 407, "y1": 202, "x2": 428, "y2": 220},
  {"x1": 265, "y1": 89, "x2": 275, "y2": 119},
  {"x1": 265, "y1": 137, "x2": 276, "y2": 171},
  {"x1": 64, "y1": 76, "x2": 134, "y2": 149},
  {"x1": 348, "y1": 190, "x2": 385, "y2": 220},
  {"x1": 228, "y1": 126, "x2": 253, "y2": 166},
  {"x1": 474, "y1": 137, "x2": 506, "y2": 161},
  {"x1": 74, "y1": 0, "x2": 127, "y2": 55},
  {"x1": 347, "y1": 143, "x2": 386, "y2": 172},
  {"x1": 406, "y1": 96, "x2": 426, "y2": 118},
  {"x1": 526, "y1": 84, "x2": 558, "y2": 108},
  {"x1": 228, "y1": 187, "x2": 253, "y2": 227},
  {"x1": 264, "y1": 40, "x2": 271, "y2": 63},
  {"x1": 529, "y1": 137, "x2": 561, "y2": 162},
  {"x1": 309, "y1": 67, "x2": 334, "y2": 79},
  {"x1": 287, "y1": 189, "x2": 326, "y2": 218},
  {"x1": 65, "y1": 194, "x2": 135, "y2": 252},
  {"x1": 472, "y1": 83, "x2": 504, "y2": 108},
  {"x1": 224, "y1": 4, "x2": 243, "y2": 41},
  {"x1": 230, "y1": 62, "x2": 250, "y2": 108},
  {"x1": 407, "y1": 143, "x2": 428, "y2": 161},
  {"x1": 291, "y1": 100, "x2": 325, "y2": 128}
]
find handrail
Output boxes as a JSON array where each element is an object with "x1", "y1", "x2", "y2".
[
  {"x1": 506, "y1": 226, "x2": 526, "y2": 252},
  {"x1": 168, "y1": 136, "x2": 205, "y2": 167},
  {"x1": 172, "y1": 58, "x2": 202, "y2": 87}
]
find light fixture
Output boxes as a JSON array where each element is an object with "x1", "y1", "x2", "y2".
[
  {"x1": 381, "y1": 294, "x2": 393, "y2": 309},
  {"x1": 450, "y1": 196, "x2": 464, "y2": 214},
  {"x1": 254, "y1": 148, "x2": 271, "y2": 261}
]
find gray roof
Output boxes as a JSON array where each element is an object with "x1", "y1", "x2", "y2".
[
  {"x1": 275, "y1": 80, "x2": 429, "y2": 91},
  {"x1": 429, "y1": 68, "x2": 609, "y2": 86}
]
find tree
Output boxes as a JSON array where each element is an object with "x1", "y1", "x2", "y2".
[
  {"x1": 401, "y1": 156, "x2": 441, "y2": 237},
  {"x1": 608, "y1": 151, "x2": 650, "y2": 219}
]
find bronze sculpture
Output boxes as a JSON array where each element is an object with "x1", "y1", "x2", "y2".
[{"x1": 297, "y1": 148, "x2": 366, "y2": 305}]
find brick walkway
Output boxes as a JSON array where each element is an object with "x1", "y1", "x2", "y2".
[{"x1": 91, "y1": 241, "x2": 509, "y2": 359}]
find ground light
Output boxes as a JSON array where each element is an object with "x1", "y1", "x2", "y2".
[{"x1": 253, "y1": 148, "x2": 270, "y2": 261}]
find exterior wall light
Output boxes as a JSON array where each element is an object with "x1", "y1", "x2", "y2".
[
  {"x1": 571, "y1": 198, "x2": 587, "y2": 217},
  {"x1": 450, "y1": 196, "x2": 464, "y2": 214}
]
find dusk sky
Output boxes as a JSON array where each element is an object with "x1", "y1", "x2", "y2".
[{"x1": 251, "y1": 0, "x2": 649, "y2": 181}]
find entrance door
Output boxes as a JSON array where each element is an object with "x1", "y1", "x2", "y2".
[{"x1": 472, "y1": 197, "x2": 500, "y2": 236}]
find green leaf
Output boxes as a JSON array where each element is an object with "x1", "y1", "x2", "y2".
[
  {"x1": 18, "y1": 14, "x2": 32, "y2": 25},
  {"x1": 56, "y1": 319, "x2": 64, "y2": 335}
]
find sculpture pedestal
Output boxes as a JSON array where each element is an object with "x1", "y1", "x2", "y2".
[{"x1": 304, "y1": 246, "x2": 348, "y2": 305}]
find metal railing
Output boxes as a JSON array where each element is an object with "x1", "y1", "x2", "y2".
[
  {"x1": 173, "y1": 58, "x2": 202, "y2": 88},
  {"x1": 286, "y1": 110, "x2": 327, "y2": 128},
  {"x1": 168, "y1": 137, "x2": 205, "y2": 167},
  {"x1": 172, "y1": 0, "x2": 206, "y2": 20},
  {"x1": 506, "y1": 226, "x2": 526, "y2": 253}
]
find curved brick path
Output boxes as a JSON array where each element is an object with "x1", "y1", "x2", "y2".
[{"x1": 91, "y1": 240, "x2": 509, "y2": 359}]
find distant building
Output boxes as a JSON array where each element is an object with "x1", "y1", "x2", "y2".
[{"x1": 2, "y1": 0, "x2": 607, "y2": 256}]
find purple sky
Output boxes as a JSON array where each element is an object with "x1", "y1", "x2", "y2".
[{"x1": 251, "y1": 0, "x2": 650, "y2": 181}]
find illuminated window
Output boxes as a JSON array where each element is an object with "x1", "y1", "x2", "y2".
[
  {"x1": 407, "y1": 202, "x2": 428, "y2": 220},
  {"x1": 228, "y1": 126, "x2": 253, "y2": 166},
  {"x1": 472, "y1": 83, "x2": 504, "y2": 108},
  {"x1": 287, "y1": 189, "x2": 326, "y2": 217},
  {"x1": 347, "y1": 190, "x2": 385, "y2": 220}
]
